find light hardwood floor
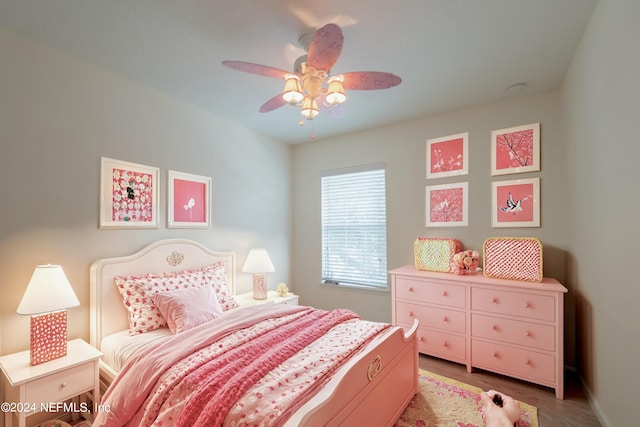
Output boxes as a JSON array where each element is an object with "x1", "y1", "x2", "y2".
[{"x1": 419, "y1": 355, "x2": 601, "y2": 426}]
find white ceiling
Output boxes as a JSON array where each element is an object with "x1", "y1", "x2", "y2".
[{"x1": 0, "y1": 0, "x2": 597, "y2": 144}]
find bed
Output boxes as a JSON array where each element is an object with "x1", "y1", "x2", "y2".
[{"x1": 89, "y1": 238, "x2": 418, "y2": 426}]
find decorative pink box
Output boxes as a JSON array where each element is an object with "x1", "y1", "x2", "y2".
[
  {"x1": 414, "y1": 237, "x2": 461, "y2": 272},
  {"x1": 483, "y1": 237, "x2": 543, "y2": 282}
]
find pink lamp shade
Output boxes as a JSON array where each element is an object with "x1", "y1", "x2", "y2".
[
  {"x1": 17, "y1": 265, "x2": 80, "y2": 365},
  {"x1": 242, "y1": 249, "x2": 275, "y2": 300}
]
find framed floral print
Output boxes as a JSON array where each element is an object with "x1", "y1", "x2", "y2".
[
  {"x1": 100, "y1": 157, "x2": 159, "y2": 228},
  {"x1": 425, "y1": 182, "x2": 468, "y2": 227},
  {"x1": 167, "y1": 170, "x2": 211, "y2": 229},
  {"x1": 491, "y1": 123, "x2": 540, "y2": 176},
  {"x1": 426, "y1": 132, "x2": 469, "y2": 179},
  {"x1": 492, "y1": 177, "x2": 540, "y2": 228}
]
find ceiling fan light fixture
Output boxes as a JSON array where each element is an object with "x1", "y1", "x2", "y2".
[
  {"x1": 282, "y1": 74, "x2": 304, "y2": 104},
  {"x1": 325, "y1": 76, "x2": 346, "y2": 106},
  {"x1": 300, "y1": 97, "x2": 319, "y2": 119}
]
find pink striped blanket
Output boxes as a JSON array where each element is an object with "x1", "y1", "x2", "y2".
[{"x1": 94, "y1": 303, "x2": 390, "y2": 426}]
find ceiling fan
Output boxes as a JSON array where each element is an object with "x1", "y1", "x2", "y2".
[{"x1": 222, "y1": 23, "x2": 401, "y2": 125}]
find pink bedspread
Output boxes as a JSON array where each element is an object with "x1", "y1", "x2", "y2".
[{"x1": 94, "y1": 303, "x2": 390, "y2": 427}]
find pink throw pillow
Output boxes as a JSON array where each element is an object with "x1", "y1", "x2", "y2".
[
  {"x1": 151, "y1": 286, "x2": 223, "y2": 334},
  {"x1": 115, "y1": 261, "x2": 237, "y2": 335}
]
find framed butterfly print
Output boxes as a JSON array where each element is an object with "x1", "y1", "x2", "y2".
[
  {"x1": 491, "y1": 123, "x2": 540, "y2": 176},
  {"x1": 491, "y1": 177, "x2": 540, "y2": 228},
  {"x1": 100, "y1": 157, "x2": 159, "y2": 229},
  {"x1": 425, "y1": 182, "x2": 468, "y2": 227},
  {"x1": 167, "y1": 170, "x2": 211, "y2": 228},
  {"x1": 426, "y1": 132, "x2": 469, "y2": 179}
]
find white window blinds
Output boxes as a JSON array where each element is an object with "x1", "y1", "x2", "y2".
[{"x1": 321, "y1": 164, "x2": 388, "y2": 289}]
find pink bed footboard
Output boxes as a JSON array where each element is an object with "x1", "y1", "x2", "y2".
[{"x1": 286, "y1": 319, "x2": 419, "y2": 427}]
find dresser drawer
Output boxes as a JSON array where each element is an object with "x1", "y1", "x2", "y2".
[
  {"x1": 472, "y1": 340, "x2": 555, "y2": 383},
  {"x1": 472, "y1": 314, "x2": 555, "y2": 351},
  {"x1": 396, "y1": 302, "x2": 465, "y2": 334},
  {"x1": 395, "y1": 277, "x2": 465, "y2": 308},
  {"x1": 471, "y1": 287, "x2": 555, "y2": 321},
  {"x1": 25, "y1": 362, "x2": 95, "y2": 405},
  {"x1": 416, "y1": 328, "x2": 466, "y2": 363}
]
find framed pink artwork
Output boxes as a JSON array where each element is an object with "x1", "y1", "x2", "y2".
[
  {"x1": 167, "y1": 170, "x2": 211, "y2": 228},
  {"x1": 491, "y1": 123, "x2": 540, "y2": 176},
  {"x1": 491, "y1": 177, "x2": 540, "y2": 227},
  {"x1": 100, "y1": 157, "x2": 159, "y2": 229},
  {"x1": 425, "y1": 182, "x2": 468, "y2": 227},
  {"x1": 426, "y1": 132, "x2": 469, "y2": 179}
]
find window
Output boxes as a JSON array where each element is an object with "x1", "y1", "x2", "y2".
[{"x1": 321, "y1": 164, "x2": 388, "y2": 289}]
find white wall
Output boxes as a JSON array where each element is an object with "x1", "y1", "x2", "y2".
[
  {"x1": 562, "y1": 0, "x2": 640, "y2": 425},
  {"x1": 0, "y1": 26, "x2": 292, "y2": 355},
  {"x1": 292, "y1": 90, "x2": 572, "y2": 355}
]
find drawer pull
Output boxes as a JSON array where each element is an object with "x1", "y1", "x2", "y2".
[
  {"x1": 442, "y1": 291, "x2": 448, "y2": 297},
  {"x1": 493, "y1": 352, "x2": 499, "y2": 359},
  {"x1": 524, "y1": 302, "x2": 531, "y2": 308},
  {"x1": 419, "y1": 336, "x2": 426, "y2": 342},
  {"x1": 442, "y1": 342, "x2": 448, "y2": 348},
  {"x1": 492, "y1": 297, "x2": 498, "y2": 304},
  {"x1": 442, "y1": 316, "x2": 448, "y2": 322},
  {"x1": 409, "y1": 311, "x2": 414, "y2": 317},
  {"x1": 525, "y1": 359, "x2": 532, "y2": 366},
  {"x1": 492, "y1": 325, "x2": 499, "y2": 331},
  {"x1": 525, "y1": 330, "x2": 532, "y2": 337},
  {"x1": 60, "y1": 382, "x2": 67, "y2": 389},
  {"x1": 408, "y1": 287, "x2": 414, "y2": 292},
  {"x1": 367, "y1": 355, "x2": 382, "y2": 382}
]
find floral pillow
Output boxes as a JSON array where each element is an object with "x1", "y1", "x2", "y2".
[
  {"x1": 115, "y1": 262, "x2": 237, "y2": 335},
  {"x1": 151, "y1": 286, "x2": 223, "y2": 334},
  {"x1": 201, "y1": 262, "x2": 238, "y2": 312}
]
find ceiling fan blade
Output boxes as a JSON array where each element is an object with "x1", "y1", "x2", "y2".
[
  {"x1": 340, "y1": 72, "x2": 402, "y2": 90},
  {"x1": 222, "y1": 61, "x2": 290, "y2": 79},
  {"x1": 307, "y1": 23, "x2": 343, "y2": 72},
  {"x1": 259, "y1": 94, "x2": 288, "y2": 113}
]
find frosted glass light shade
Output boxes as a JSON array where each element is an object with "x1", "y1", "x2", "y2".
[
  {"x1": 325, "y1": 79, "x2": 346, "y2": 105},
  {"x1": 300, "y1": 97, "x2": 319, "y2": 119},
  {"x1": 282, "y1": 75, "x2": 303, "y2": 104}
]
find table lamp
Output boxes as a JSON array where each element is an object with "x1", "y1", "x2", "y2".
[
  {"x1": 242, "y1": 249, "x2": 275, "y2": 300},
  {"x1": 17, "y1": 264, "x2": 80, "y2": 365}
]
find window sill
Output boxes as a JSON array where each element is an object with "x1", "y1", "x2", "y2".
[{"x1": 320, "y1": 281, "x2": 389, "y2": 293}]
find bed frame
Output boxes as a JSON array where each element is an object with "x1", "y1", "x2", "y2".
[{"x1": 89, "y1": 239, "x2": 418, "y2": 426}]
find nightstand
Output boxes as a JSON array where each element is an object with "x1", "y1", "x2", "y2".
[
  {"x1": 0, "y1": 338, "x2": 103, "y2": 427},
  {"x1": 235, "y1": 290, "x2": 299, "y2": 307}
]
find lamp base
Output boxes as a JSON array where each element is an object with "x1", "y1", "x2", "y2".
[
  {"x1": 252, "y1": 273, "x2": 267, "y2": 300},
  {"x1": 30, "y1": 310, "x2": 68, "y2": 366}
]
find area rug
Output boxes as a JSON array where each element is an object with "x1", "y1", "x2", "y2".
[{"x1": 395, "y1": 369, "x2": 538, "y2": 427}]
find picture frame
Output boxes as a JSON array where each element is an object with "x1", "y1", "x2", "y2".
[
  {"x1": 426, "y1": 132, "x2": 469, "y2": 179},
  {"x1": 100, "y1": 157, "x2": 159, "y2": 229},
  {"x1": 425, "y1": 182, "x2": 468, "y2": 227},
  {"x1": 491, "y1": 177, "x2": 540, "y2": 228},
  {"x1": 491, "y1": 123, "x2": 540, "y2": 176},
  {"x1": 167, "y1": 170, "x2": 211, "y2": 229}
]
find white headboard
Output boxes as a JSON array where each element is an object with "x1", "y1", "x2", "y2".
[{"x1": 89, "y1": 239, "x2": 236, "y2": 349}]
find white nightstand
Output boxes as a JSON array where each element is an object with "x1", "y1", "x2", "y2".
[
  {"x1": 235, "y1": 290, "x2": 299, "y2": 307},
  {"x1": 0, "y1": 339, "x2": 103, "y2": 427}
]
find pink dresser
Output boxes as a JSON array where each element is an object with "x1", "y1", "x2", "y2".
[{"x1": 389, "y1": 265, "x2": 568, "y2": 399}]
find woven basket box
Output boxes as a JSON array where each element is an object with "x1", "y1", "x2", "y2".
[
  {"x1": 483, "y1": 237, "x2": 543, "y2": 282},
  {"x1": 414, "y1": 237, "x2": 461, "y2": 272}
]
